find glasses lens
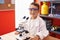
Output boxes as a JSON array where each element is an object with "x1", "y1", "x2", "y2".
[{"x1": 29, "y1": 8, "x2": 38, "y2": 10}]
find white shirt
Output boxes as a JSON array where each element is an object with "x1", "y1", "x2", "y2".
[{"x1": 25, "y1": 16, "x2": 49, "y2": 40}]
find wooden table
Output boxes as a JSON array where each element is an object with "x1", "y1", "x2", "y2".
[{"x1": 1, "y1": 31, "x2": 60, "y2": 40}]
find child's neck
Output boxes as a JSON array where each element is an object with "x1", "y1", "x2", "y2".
[{"x1": 31, "y1": 16, "x2": 37, "y2": 20}]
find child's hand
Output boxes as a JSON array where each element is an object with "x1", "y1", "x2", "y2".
[
  {"x1": 30, "y1": 35, "x2": 40, "y2": 40},
  {"x1": 15, "y1": 31, "x2": 20, "y2": 35}
]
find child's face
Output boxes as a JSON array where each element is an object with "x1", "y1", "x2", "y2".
[{"x1": 29, "y1": 5, "x2": 39, "y2": 19}]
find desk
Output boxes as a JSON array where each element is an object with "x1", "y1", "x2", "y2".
[
  {"x1": 1, "y1": 31, "x2": 16, "y2": 40},
  {"x1": 1, "y1": 31, "x2": 60, "y2": 40}
]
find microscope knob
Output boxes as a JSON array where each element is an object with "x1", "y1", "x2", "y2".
[
  {"x1": 25, "y1": 30, "x2": 29, "y2": 33},
  {"x1": 0, "y1": 37, "x2": 2, "y2": 40},
  {"x1": 0, "y1": 37, "x2": 1, "y2": 39},
  {"x1": 19, "y1": 34, "x2": 22, "y2": 36},
  {"x1": 24, "y1": 37, "x2": 30, "y2": 40}
]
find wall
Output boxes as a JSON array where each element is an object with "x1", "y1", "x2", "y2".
[
  {"x1": 0, "y1": 0, "x2": 15, "y2": 10},
  {"x1": 15, "y1": 0, "x2": 33, "y2": 28}
]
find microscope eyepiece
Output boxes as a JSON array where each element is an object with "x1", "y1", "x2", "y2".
[{"x1": 23, "y1": 16, "x2": 26, "y2": 19}]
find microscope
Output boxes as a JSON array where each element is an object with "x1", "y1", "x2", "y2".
[
  {"x1": 0, "y1": 37, "x2": 3, "y2": 40},
  {"x1": 16, "y1": 16, "x2": 30, "y2": 40}
]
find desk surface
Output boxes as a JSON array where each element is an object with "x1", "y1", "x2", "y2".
[
  {"x1": 1, "y1": 31, "x2": 60, "y2": 40},
  {"x1": 1, "y1": 31, "x2": 16, "y2": 40}
]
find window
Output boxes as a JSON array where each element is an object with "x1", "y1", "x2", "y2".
[{"x1": 0, "y1": 0, "x2": 4, "y2": 4}]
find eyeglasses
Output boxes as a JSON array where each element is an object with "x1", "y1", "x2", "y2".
[{"x1": 29, "y1": 8, "x2": 39, "y2": 11}]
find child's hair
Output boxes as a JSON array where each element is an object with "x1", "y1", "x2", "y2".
[{"x1": 31, "y1": 2, "x2": 39, "y2": 10}]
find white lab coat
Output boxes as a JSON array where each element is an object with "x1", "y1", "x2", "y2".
[{"x1": 24, "y1": 16, "x2": 49, "y2": 40}]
